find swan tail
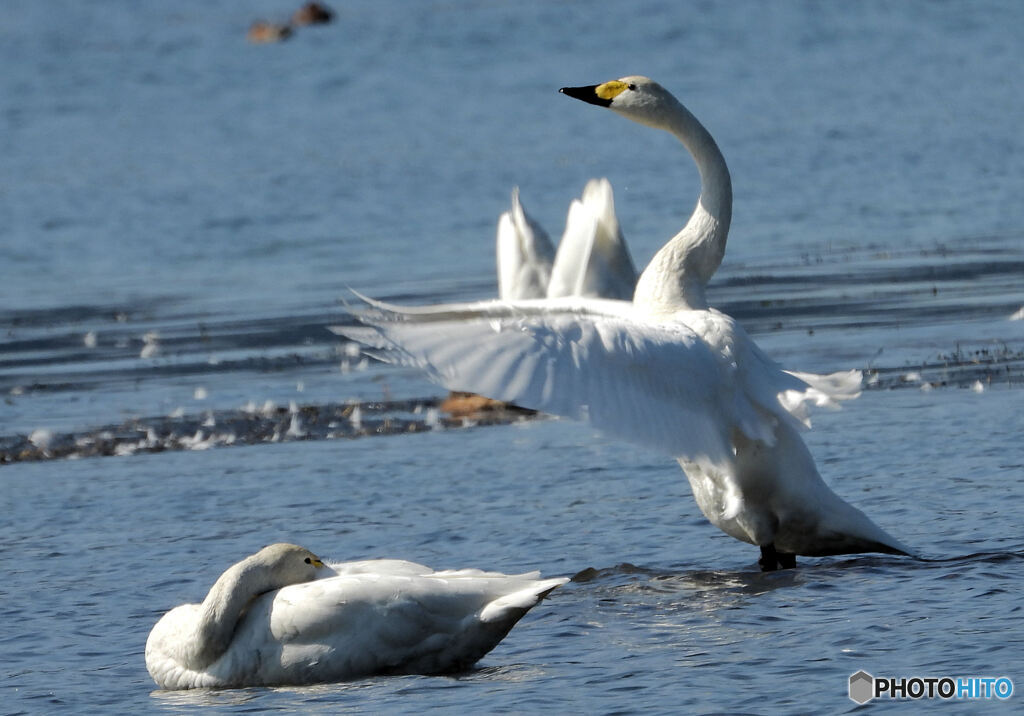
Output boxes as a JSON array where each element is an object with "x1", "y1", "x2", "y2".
[
  {"x1": 478, "y1": 577, "x2": 569, "y2": 623},
  {"x1": 784, "y1": 493, "x2": 916, "y2": 559},
  {"x1": 801, "y1": 535, "x2": 915, "y2": 559}
]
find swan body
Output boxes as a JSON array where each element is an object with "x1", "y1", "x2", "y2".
[
  {"x1": 145, "y1": 544, "x2": 568, "y2": 689},
  {"x1": 334, "y1": 76, "x2": 910, "y2": 568},
  {"x1": 497, "y1": 180, "x2": 637, "y2": 301}
]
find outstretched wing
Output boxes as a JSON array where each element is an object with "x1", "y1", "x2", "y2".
[{"x1": 333, "y1": 296, "x2": 736, "y2": 470}]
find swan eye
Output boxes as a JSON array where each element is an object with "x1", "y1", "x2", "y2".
[
  {"x1": 304, "y1": 557, "x2": 312, "y2": 564},
  {"x1": 628, "y1": 83, "x2": 637, "y2": 91}
]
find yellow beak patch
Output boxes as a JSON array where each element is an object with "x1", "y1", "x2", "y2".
[{"x1": 595, "y1": 81, "x2": 629, "y2": 102}]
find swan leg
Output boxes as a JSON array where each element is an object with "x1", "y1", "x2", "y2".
[
  {"x1": 758, "y1": 544, "x2": 778, "y2": 571},
  {"x1": 758, "y1": 544, "x2": 796, "y2": 571}
]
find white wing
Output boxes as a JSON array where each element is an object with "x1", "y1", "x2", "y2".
[
  {"x1": 249, "y1": 569, "x2": 567, "y2": 680},
  {"x1": 548, "y1": 178, "x2": 637, "y2": 300},
  {"x1": 496, "y1": 188, "x2": 555, "y2": 300},
  {"x1": 335, "y1": 296, "x2": 749, "y2": 472},
  {"x1": 334, "y1": 296, "x2": 858, "y2": 464}
]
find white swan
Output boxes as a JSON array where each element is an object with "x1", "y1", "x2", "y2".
[
  {"x1": 497, "y1": 179, "x2": 637, "y2": 301},
  {"x1": 333, "y1": 76, "x2": 911, "y2": 570},
  {"x1": 145, "y1": 543, "x2": 568, "y2": 689}
]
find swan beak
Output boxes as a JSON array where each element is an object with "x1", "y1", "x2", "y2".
[
  {"x1": 560, "y1": 84, "x2": 613, "y2": 108},
  {"x1": 311, "y1": 558, "x2": 325, "y2": 568}
]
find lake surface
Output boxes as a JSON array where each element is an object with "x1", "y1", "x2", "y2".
[{"x1": 2, "y1": 1, "x2": 1022, "y2": 712}]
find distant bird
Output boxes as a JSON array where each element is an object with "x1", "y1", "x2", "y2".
[
  {"x1": 247, "y1": 20, "x2": 292, "y2": 44},
  {"x1": 292, "y1": 2, "x2": 334, "y2": 26},
  {"x1": 146, "y1": 543, "x2": 567, "y2": 689},
  {"x1": 335, "y1": 76, "x2": 911, "y2": 570},
  {"x1": 497, "y1": 179, "x2": 637, "y2": 301}
]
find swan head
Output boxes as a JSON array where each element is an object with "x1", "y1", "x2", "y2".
[
  {"x1": 250, "y1": 543, "x2": 327, "y2": 585},
  {"x1": 560, "y1": 76, "x2": 680, "y2": 130}
]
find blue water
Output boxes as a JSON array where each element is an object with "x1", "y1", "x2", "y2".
[{"x1": 2, "y1": 0, "x2": 1023, "y2": 712}]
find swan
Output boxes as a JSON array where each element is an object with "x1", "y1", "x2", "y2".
[
  {"x1": 497, "y1": 180, "x2": 637, "y2": 301},
  {"x1": 333, "y1": 76, "x2": 911, "y2": 570},
  {"x1": 145, "y1": 543, "x2": 568, "y2": 689}
]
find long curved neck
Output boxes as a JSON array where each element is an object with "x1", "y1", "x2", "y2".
[
  {"x1": 632, "y1": 98, "x2": 732, "y2": 312},
  {"x1": 187, "y1": 557, "x2": 272, "y2": 669}
]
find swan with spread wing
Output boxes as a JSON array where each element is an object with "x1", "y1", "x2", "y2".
[{"x1": 334, "y1": 76, "x2": 911, "y2": 570}]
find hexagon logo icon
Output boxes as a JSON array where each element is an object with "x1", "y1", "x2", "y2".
[{"x1": 849, "y1": 670, "x2": 874, "y2": 704}]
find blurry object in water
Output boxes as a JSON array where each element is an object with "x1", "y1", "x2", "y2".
[
  {"x1": 292, "y1": 2, "x2": 334, "y2": 26},
  {"x1": 1011, "y1": 306, "x2": 1024, "y2": 321},
  {"x1": 441, "y1": 391, "x2": 535, "y2": 419},
  {"x1": 145, "y1": 543, "x2": 567, "y2": 689},
  {"x1": 247, "y1": 21, "x2": 293, "y2": 44},
  {"x1": 140, "y1": 331, "x2": 160, "y2": 359},
  {"x1": 28, "y1": 429, "x2": 54, "y2": 451}
]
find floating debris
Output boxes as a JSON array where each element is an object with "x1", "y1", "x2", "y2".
[
  {"x1": 140, "y1": 331, "x2": 161, "y2": 359},
  {"x1": 0, "y1": 397, "x2": 542, "y2": 464},
  {"x1": 28, "y1": 429, "x2": 54, "y2": 450},
  {"x1": 863, "y1": 343, "x2": 1024, "y2": 391}
]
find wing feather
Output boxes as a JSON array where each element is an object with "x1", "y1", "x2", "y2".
[{"x1": 334, "y1": 298, "x2": 736, "y2": 469}]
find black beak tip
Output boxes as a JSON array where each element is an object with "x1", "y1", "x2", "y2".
[{"x1": 559, "y1": 84, "x2": 612, "y2": 107}]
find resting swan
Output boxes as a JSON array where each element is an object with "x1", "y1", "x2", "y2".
[
  {"x1": 497, "y1": 179, "x2": 637, "y2": 301},
  {"x1": 145, "y1": 543, "x2": 568, "y2": 689},
  {"x1": 333, "y1": 76, "x2": 911, "y2": 570}
]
